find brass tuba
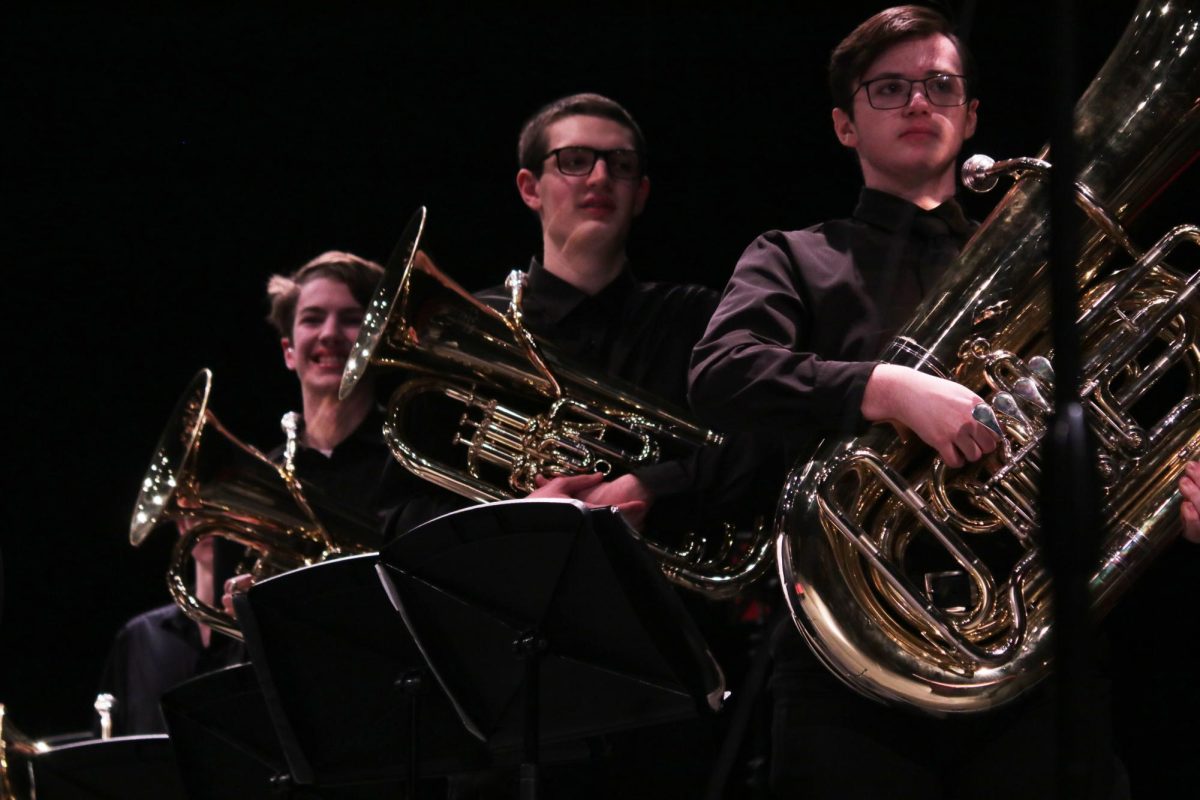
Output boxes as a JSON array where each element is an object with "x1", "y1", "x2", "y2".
[
  {"x1": 778, "y1": 0, "x2": 1200, "y2": 713},
  {"x1": 130, "y1": 369, "x2": 379, "y2": 639},
  {"x1": 340, "y1": 208, "x2": 773, "y2": 597}
]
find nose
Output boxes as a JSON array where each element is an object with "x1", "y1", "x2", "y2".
[
  {"x1": 586, "y1": 156, "x2": 611, "y2": 185},
  {"x1": 318, "y1": 315, "x2": 342, "y2": 341},
  {"x1": 905, "y1": 84, "x2": 932, "y2": 113}
]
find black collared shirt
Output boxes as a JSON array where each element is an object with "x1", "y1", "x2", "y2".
[
  {"x1": 689, "y1": 187, "x2": 975, "y2": 445},
  {"x1": 479, "y1": 260, "x2": 718, "y2": 409},
  {"x1": 97, "y1": 604, "x2": 244, "y2": 735},
  {"x1": 273, "y1": 409, "x2": 467, "y2": 544}
]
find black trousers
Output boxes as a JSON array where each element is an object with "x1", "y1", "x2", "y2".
[{"x1": 768, "y1": 653, "x2": 1128, "y2": 800}]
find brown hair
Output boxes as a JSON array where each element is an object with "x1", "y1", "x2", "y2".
[
  {"x1": 265, "y1": 251, "x2": 383, "y2": 336},
  {"x1": 517, "y1": 93, "x2": 647, "y2": 175},
  {"x1": 829, "y1": 5, "x2": 975, "y2": 115}
]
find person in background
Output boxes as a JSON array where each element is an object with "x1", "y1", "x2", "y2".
[
  {"x1": 100, "y1": 251, "x2": 462, "y2": 734},
  {"x1": 462, "y1": 92, "x2": 778, "y2": 799}
]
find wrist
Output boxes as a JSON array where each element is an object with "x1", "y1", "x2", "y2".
[{"x1": 861, "y1": 362, "x2": 902, "y2": 422}]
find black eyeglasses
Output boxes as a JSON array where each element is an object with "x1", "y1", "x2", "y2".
[
  {"x1": 855, "y1": 73, "x2": 968, "y2": 110},
  {"x1": 544, "y1": 146, "x2": 643, "y2": 180}
]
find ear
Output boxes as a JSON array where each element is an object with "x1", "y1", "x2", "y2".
[
  {"x1": 281, "y1": 337, "x2": 297, "y2": 371},
  {"x1": 516, "y1": 168, "x2": 542, "y2": 212},
  {"x1": 963, "y1": 98, "x2": 979, "y2": 140},
  {"x1": 632, "y1": 175, "x2": 650, "y2": 217},
  {"x1": 832, "y1": 107, "x2": 858, "y2": 149}
]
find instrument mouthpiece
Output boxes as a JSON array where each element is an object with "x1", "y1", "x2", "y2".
[{"x1": 962, "y1": 154, "x2": 998, "y2": 193}]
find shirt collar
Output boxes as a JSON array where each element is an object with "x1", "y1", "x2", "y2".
[
  {"x1": 293, "y1": 406, "x2": 386, "y2": 455},
  {"x1": 853, "y1": 187, "x2": 975, "y2": 242},
  {"x1": 345, "y1": 406, "x2": 387, "y2": 446},
  {"x1": 522, "y1": 258, "x2": 637, "y2": 325},
  {"x1": 162, "y1": 605, "x2": 191, "y2": 634}
]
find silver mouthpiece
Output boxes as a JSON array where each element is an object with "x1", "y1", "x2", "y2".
[{"x1": 962, "y1": 154, "x2": 998, "y2": 193}]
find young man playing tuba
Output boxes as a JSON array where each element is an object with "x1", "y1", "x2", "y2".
[{"x1": 687, "y1": 6, "x2": 1167, "y2": 797}]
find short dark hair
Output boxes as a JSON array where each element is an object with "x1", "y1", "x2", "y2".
[
  {"x1": 266, "y1": 251, "x2": 384, "y2": 336},
  {"x1": 517, "y1": 93, "x2": 648, "y2": 175},
  {"x1": 829, "y1": 5, "x2": 976, "y2": 115}
]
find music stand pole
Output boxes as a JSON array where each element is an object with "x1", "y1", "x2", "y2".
[
  {"x1": 516, "y1": 631, "x2": 547, "y2": 800},
  {"x1": 398, "y1": 668, "x2": 425, "y2": 800},
  {"x1": 1045, "y1": 1, "x2": 1101, "y2": 797}
]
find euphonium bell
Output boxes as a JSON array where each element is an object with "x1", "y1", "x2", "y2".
[
  {"x1": 778, "y1": 0, "x2": 1200, "y2": 714},
  {"x1": 0, "y1": 704, "x2": 46, "y2": 800},
  {"x1": 340, "y1": 207, "x2": 773, "y2": 597},
  {"x1": 130, "y1": 369, "x2": 378, "y2": 639}
]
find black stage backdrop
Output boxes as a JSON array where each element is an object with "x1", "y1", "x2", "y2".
[{"x1": 4, "y1": 0, "x2": 1196, "y2": 789}]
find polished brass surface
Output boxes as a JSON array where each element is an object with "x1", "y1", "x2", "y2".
[
  {"x1": 130, "y1": 369, "x2": 379, "y2": 639},
  {"x1": 341, "y1": 207, "x2": 773, "y2": 597},
  {"x1": 0, "y1": 705, "x2": 46, "y2": 800},
  {"x1": 778, "y1": 0, "x2": 1200, "y2": 713}
]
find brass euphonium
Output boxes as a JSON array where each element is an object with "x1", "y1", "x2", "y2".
[
  {"x1": 778, "y1": 0, "x2": 1200, "y2": 714},
  {"x1": 0, "y1": 696, "x2": 116, "y2": 800},
  {"x1": 130, "y1": 369, "x2": 378, "y2": 639},
  {"x1": 0, "y1": 705, "x2": 45, "y2": 800},
  {"x1": 340, "y1": 208, "x2": 773, "y2": 597}
]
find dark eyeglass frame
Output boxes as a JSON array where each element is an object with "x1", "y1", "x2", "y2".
[
  {"x1": 854, "y1": 73, "x2": 969, "y2": 110},
  {"x1": 543, "y1": 146, "x2": 644, "y2": 180}
]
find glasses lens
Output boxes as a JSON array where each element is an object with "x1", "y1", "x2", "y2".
[
  {"x1": 555, "y1": 147, "x2": 596, "y2": 176},
  {"x1": 926, "y1": 75, "x2": 966, "y2": 106},
  {"x1": 606, "y1": 149, "x2": 642, "y2": 179},
  {"x1": 866, "y1": 78, "x2": 911, "y2": 109}
]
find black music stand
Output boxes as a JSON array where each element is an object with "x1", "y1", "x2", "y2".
[
  {"x1": 27, "y1": 735, "x2": 185, "y2": 800},
  {"x1": 159, "y1": 662, "x2": 293, "y2": 799},
  {"x1": 377, "y1": 499, "x2": 725, "y2": 799},
  {"x1": 234, "y1": 553, "x2": 494, "y2": 798}
]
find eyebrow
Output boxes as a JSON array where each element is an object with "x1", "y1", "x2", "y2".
[
  {"x1": 863, "y1": 69, "x2": 955, "y2": 81},
  {"x1": 297, "y1": 303, "x2": 364, "y2": 315}
]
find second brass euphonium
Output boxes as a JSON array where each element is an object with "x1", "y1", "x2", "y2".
[
  {"x1": 340, "y1": 208, "x2": 773, "y2": 597},
  {"x1": 130, "y1": 369, "x2": 379, "y2": 639},
  {"x1": 778, "y1": 0, "x2": 1199, "y2": 714},
  {"x1": 0, "y1": 705, "x2": 44, "y2": 800}
]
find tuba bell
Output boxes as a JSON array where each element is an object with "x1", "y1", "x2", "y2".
[
  {"x1": 130, "y1": 369, "x2": 379, "y2": 639},
  {"x1": 340, "y1": 207, "x2": 773, "y2": 598},
  {"x1": 778, "y1": 0, "x2": 1200, "y2": 714}
]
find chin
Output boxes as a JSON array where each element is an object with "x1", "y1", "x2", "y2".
[
  {"x1": 300, "y1": 374, "x2": 344, "y2": 395},
  {"x1": 566, "y1": 221, "x2": 623, "y2": 248}
]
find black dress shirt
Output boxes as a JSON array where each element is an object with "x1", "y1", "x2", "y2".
[
  {"x1": 689, "y1": 187, "x2": 975, "y2": 446},
  {"x1": 98, "y1": 604, "x2": 243, "y2": 735},
  {"x1": 273, "y1": 408, "x2": 465, "y2": 544}
]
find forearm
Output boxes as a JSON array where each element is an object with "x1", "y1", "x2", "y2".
[{"x1": 860, "y1": 363, "x2": 997, "y2": 467}]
